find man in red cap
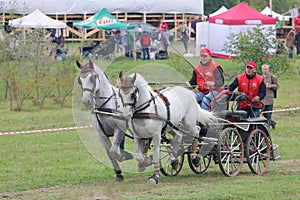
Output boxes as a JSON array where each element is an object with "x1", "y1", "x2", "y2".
[
  {"x1": 186, "y1": 48, "x2": 224, "y2": 111},
  {"x1": 229, "y1": 61, "x2": 266, "y2": 118}
]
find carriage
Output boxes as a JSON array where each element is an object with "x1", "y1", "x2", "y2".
[
  {"x1": 158, "y1": 89, "x2": 280, "y2": 177},
  {"x1": 77, "y1": 60, "x2": 279, "y2": 184}
]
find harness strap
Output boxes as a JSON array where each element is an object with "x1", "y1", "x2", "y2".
[
  {"x1": 95, "y1": 108, "x2": 134, "y2": 139},
  {"x1": 95, "y1": 112, "x2": 109, "y2": 137},
  {"x1": 134, "y1": 91, "x2": 155, "y2": 113},
  {"x1": 157, "y1": 91, "x2": 170, "y2": 135},
  {"x1": 132, "y1": 90, "x2": 170, "y2": 135}
]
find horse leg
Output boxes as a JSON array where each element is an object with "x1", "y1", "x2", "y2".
[
  {"x1": 135, "y1": 138, "x2": 151, "y2": 172},
  {"x1": 183, "y1": 119, "x2": 201, "y2": 167},
  {"x1": 95, "y1": 124, "x2": 124, "y2": 181},
  {"x1": 109, "y1": 130, "x2": 133, "y2": 162},
  {"x1": 170, "y1": 131, "x2": 183, "y2": 170},
  {"x1": 148, "y1": 133, "x2": 161, "y2": 184}
]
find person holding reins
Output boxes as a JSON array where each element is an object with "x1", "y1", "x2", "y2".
[{"x1": 185, "y1": 48, "x2": 225, "y2": 111}]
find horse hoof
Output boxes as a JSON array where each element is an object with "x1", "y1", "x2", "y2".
[
  {"x1": 115, "y1": 174, "x2": 124, "y2": 181},
  {"x1": 171, "y1": 159, "x2": 180, "y2": 171},
  {"x1": 192, "y1": 156, "x2": 200, "y2": 168},
  {"x1": 121, "y1": 151, "x2": 134, "y2": 161},
  {"x1": 148, "y1": 174, "x2": 158, "y2": 184},
  {"x1": 138, "y1": 162, "x2": 146, "y2": 172}
]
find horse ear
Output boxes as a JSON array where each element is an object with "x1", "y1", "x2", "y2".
[
  {"x1": 76, "y1": 60, "x2": 81, "y2": 69},
  {"x1": 88, "y1": 59, "x2": 93, "y2": 69},
  {"x1": 132, "y1": 73, "x2": 137, "y2": 84},
  {"x1": 119, "y1": 71, "x2": 123, "y2": 79}
]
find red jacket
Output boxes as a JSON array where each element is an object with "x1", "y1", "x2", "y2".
[
  {"x1": 237, "y1": 73, "x2": 264, "y2": 109},
  {"x1": 194, "y1": 60, "x2": 223, "y2": 94}
]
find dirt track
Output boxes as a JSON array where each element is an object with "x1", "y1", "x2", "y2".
[{"x1": 2, "y1": 158, "x2": 300, "y2": 200}]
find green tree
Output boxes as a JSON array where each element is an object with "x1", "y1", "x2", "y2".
[
  {"x1": 222, "y1": 25, "x2": 289, "y2": 77},
  {"x1": 204, "y1": 0, "x2": 240, "y2": 16}
]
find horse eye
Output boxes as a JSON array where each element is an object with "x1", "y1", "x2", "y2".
[{"x1": 90, "y1": 74, "x2": 96, "y2": 83}]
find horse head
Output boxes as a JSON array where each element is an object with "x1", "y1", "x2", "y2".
[
  {"x1": 118, "y1": 71, "x2": 137, "y2": 119},
  {"x1": 77, "y1": 59, "x2": 99, "y2": 106}
]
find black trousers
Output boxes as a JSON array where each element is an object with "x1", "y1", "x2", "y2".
[{"x1": 263, "y1": 105, "x2": 276, "y2": 127}]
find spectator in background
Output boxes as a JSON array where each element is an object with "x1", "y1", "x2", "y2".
[
  {"x1": 286, "y1": 30, "x2": 295, "y2": 58},
  {"x1": 181, "y1": 23, "x2": 189, "y2": 53},
  {"x1": 123, "y1": 30, "x2": 134, "y2": 58},
  {"x1": 261, "y1": 64, "x2": 279, "y2": 129},
  {"x1": 191, "y1": 15, "x2": 202, "y2": 39},
  {"x1": 294, "y1": 29, "x2": 300, "y2": 56},
  {"x1": 160, "y1": 29, "x2": 169, "y2": 56},
  {"x1": 158, "y1": 19, "x2": 168, "y2": 33},
  {"x1": 158, "y1": 19, "x2": 168, "y2": 41},
  {"x1": 140, "y1": 30, "x2": 151, "y2": 60},
  {"x1": 115, "y1": 29, "x2": 122, "y2": 53}
]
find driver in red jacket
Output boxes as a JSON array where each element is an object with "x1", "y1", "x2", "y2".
[{"x1": 229, "y1": 61, "x2": 266, "y2": 118}]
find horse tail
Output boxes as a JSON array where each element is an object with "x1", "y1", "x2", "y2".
[{"x1": 197, "y1": 105, "x2": 216, "y2": 125}]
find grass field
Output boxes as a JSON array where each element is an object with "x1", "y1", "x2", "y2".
[{"x1": 0, "y1": 44, "x2": 300, "y2": 199}]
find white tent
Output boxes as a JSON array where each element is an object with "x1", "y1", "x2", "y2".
[
  {"x1": 261, "y1": 7, "x2": 290, "y2": 21},
  {"x1": 209, "y1": 6, "x2": 228, "y2": 17},
  {"x1": 1, "y1": 0, "x2": 203, "y2": 15},
  {"x1": 9, "y1": 9, "x2": 67, "y2": 28}
]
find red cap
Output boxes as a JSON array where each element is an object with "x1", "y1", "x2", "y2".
[
  {"x1": 246, "y1": 61, "x2": 256, "y2": 69},
  {"x1": 200, "y1": 48, "x2": 211, "y2": 56}
]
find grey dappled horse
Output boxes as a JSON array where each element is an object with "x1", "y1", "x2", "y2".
[
  {"x1": 118, "y1": 72, "x2": 215, "y2": 184},
  {"x1": 76, "y1": 60, "x2": 133, "y2": 181}
]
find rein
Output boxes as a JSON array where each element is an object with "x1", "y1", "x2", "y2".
[{"x1": 80, "y1": 70, "x2": 125, "y2": 137}]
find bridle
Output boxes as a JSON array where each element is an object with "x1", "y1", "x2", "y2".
[
  {"x1": 119, "y1": 84, "x2": 159, "y2": 115},
  {"x1": 78, "y1": 71, "x2": 117, "y2": 109},
  {"x1": 78, "y1": 71, "x2": 98, "y2": 94},
  {"x1": 119, "y1": 85, "x2": 139, "y2": 108}
]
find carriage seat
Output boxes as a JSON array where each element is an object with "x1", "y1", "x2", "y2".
[{"x1": 240, "y1": 116, "x2": 268, "y2": 123}]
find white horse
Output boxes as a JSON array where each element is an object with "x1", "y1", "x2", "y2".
[
  {"x1": 118, "y1": 71, "x2": 215, "y2": 184},
  {"x1": 76, "y1": 60, "x2": 133, "y2": 181}
]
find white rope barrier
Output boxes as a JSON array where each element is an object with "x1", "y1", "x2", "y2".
[
  {"x1": 0, "y1": 125, "x2": 93, "y2": 136},
  {"x1": 1, "y1": 107, "x2": 299, "y2": 136},
  {"x1": 262, "y1": 107, "x2": 300, "y2": 114}
]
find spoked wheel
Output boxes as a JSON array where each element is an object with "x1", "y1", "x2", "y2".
[
  {"x1": 246, "y1": 129, "x2": 270, "y2": 175},
  {"x1": 187, "y1": 145, "x2": 211, "y2": 174},
  {"x1": 217, "y1": 127, "x2": 244, "y2": 177},
  {"x1": 160, "y1": 132, "x2": 184, "y2": 176}
]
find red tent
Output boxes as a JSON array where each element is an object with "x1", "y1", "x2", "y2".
[
  {"x1": 201, "y1": 2, "x2": 276, "y2": 58},
  {"x1": 209, "y1": 2, "x2": 276, "y2": 25}
]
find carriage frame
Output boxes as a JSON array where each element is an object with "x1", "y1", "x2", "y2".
[{"x1": 157, "y1": 90, "x2": 279, "y2": 177}]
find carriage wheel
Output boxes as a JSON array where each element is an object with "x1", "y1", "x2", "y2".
[
  {"x1": 246, "y1": 129, "x2": 270, "y2": 175},
  {"x1": 187, "y1": 145, "x2": 211, "y2": 174},
  {"x1": 160, "y1": 132, "x2": 184, "y2": 176},
  {"x1": 217, "y1": 127, "x2": 244, "y2": 177}
]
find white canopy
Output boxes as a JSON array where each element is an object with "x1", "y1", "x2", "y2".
[
  {"x1": 209, "y1": 6, "x2": 228, "y2": 17},
  {"x1": 261, "y1": 7, "x2": 290, "y2": 21},
  {"x1": 8, "y1": 9, "x2": 67, "y2": 28},
  {"x1": 1, "y1": 0, "x2": 203, "y2": 15}
]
